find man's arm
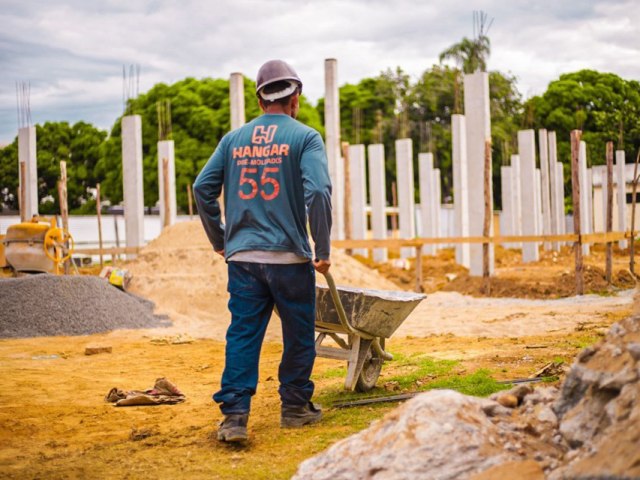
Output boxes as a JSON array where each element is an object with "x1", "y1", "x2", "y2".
[
  {"x1": 193, "y1": 140, "x2": 226, "y2": 253},
  {"x1": 300, "y1": 131, "x2": 332, "y2": 266}
]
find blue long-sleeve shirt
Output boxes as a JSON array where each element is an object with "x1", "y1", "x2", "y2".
[{"x1": 193, "y1": 114, "x2": 332, "y2": 261}]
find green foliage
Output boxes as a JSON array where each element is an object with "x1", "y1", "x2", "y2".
[
  {"x1": 0, "y1": 121, "x2": 106, "y2": 213},
  {"x1": 439, "y1": 35, "x2": 491, "y2": 74},
  {"x1": 525, "y1": 70, "x2": 640, "y2": 182}
]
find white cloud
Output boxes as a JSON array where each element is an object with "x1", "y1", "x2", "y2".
[{"x1": 1, "y1": 0, "x2": 639, "y2": 142}]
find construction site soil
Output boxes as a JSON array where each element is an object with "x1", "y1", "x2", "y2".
[{"x1": 1, "y1": 221, "x2": 638, "y2": 479}]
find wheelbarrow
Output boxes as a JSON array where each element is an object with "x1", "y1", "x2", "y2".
[{"x1": 315, "y1": 272, "x2": 426, "y2": 392}]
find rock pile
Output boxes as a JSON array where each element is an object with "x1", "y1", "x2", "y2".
[
  {"x1": 293, "y1": 300, "x2": 640, "y2": 479},
  {"x1": 0, "y1": 275, "x2": 170, "y2": 338}
]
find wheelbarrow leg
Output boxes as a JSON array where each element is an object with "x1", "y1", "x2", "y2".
[{"x1": 344, "y1": 336, "x2": 373, "y2": 391}]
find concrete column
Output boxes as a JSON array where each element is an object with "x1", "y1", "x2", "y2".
[
  {"x1": 556, "y1": 162, "x2": 565, "y2": 237},
  {"x1": 229, "y1": 72, "x2": 245, "y2": 131},
  {"x1": 395, "y1": 138, "x2": 415, "y2": 258},
  {"x1": 518, "y1": 130, "x2": 540, "y2": 262},
  {"x1": 368, "y1": 144, "x2": 388, "y2": 263},
  {"x1": 535, "y1": 169, "x2": 542, "y2": 235},
  {"x1": 324, "y1": 58, "x2": 344, "y2": 240},
  {"x1": 511, "y1": 155, "x2": 523, "y2": 248},
  {"x1": 587, "y1": 167, "x2": 594, "y2": 234},
  {"x1": 418, "y1": 153, "x2": 436, "y2": 255},
  {"x1": 616, "y1": 150, "x2": 628, "y2": 249},
  {"x1": 578, "y1": 141, "x2": 590, "y2": 256},
  {"x1": 433, "y1": 168, "x2": 441, "y2": 250},
  {"x1": 18, "y1": 126, "x2": 38, "y2": 220},
  {"x1": 594, "y1": 165, "x2": 607, "y2": 232},
  {"x1": 451, "y1": 114, "x2": 470, "y2": 268},
  {"x1": 463, "y1": 72, "x2": 493, "y2": 276},
  {"x1": 500, "y1": 165, "x2": 513, "y2": 248},
  {"x1": 548, "y1": 132, "x2": 560, "y2": 250},
  {"x1": 348, "y1": 144, "x2": 367, "y2": 257},
  {"x1": 538, "y1": 129, "x2": 552, "y2": 250},
  {"x1": 122, "y1": 115, "x2": 145, "y2": 252},
  {"x1": 157, "y1": 140, "x2": 177, "y2": 229}
]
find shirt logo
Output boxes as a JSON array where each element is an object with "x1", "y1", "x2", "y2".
[{"x1": 251, "y1": 125, "x2": 278, "y2": 144}]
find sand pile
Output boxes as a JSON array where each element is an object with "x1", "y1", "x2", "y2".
[
  {"x1": 0, "y1": 275, "x2": 169, "y2": 338},
  {"x1": 126, "y1": 221, "x2": 398, "y2": 338}
]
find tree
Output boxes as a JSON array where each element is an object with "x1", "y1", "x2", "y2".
[
  {"x1": 439, "y1": 11, "x2": 492, "y2": 74},
  {"x1": 525, "y1": 70, "x2": 640, "y2": 193},
  {"x1": 0, "y1": 121, "x2": 106, "y2": 213}
]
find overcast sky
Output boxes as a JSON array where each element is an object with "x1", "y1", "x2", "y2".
[{"x1": 1, "y1": 0, "x2": 639, "y2": 144}]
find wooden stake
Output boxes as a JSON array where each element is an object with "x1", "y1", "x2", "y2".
[
  {"x1": 482, "y1": 140, "x2": 492, "y2": 295},
  {"x1": 605, "y1": 142, "x2": 614, "y2": 283},
  {"x1": 19, "y1": 162, "x2": 27, "y2": 222},
  {"x1": 58, "y1": 161, "x2": 69, "y2": 274},
  {"x1": 630, "y1": 149, "x2": 640, "y2": 276},
  {"x1": 187, "y1": 183, "x2": 194, "y2": 219},
  {"x1": 162, "y1": 157, "x2": 170, "y2": 228},
  {"x1": 96, "y1": 183, "x2": 104, "y2": 268},
  {"x1": 415, "y1": 252, "x2": 423, "y2": 293},
  {"x1": 571, "y1": 130, "x2": 584, "y2": 295},
  {"x1": 341, "y1": 142, "x2": 352, "y2": 247}
]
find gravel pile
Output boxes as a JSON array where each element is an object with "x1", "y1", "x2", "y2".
[{"x1": 0, "y1": 275, "x2": 171, "y2": 338}]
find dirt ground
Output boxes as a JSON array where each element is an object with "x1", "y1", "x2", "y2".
[
  {"x1": 0, "y1": 324, "x2": 626, "y2": 479},
  {"x1": 1, "y1": 223, "x2": 638, "y2": 478}
]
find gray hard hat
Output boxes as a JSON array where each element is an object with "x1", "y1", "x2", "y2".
[{"x1": 256, "y1": 60, "x2": 303, "y2": 100}]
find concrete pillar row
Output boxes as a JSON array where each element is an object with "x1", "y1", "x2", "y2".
[
  {"x1": 157, "y1": 140, "x2": 177, "y2": 229},
  {"x1": 368, "y1": 144, "x2": 388, "y2": 263},
  {"x1": 18, "y1": 126, "x2": 38, "y2": 220},
  {"x1": 324, "y1": 58, "x2": 344, "y2": 240},
  {"x1": 463, "y1": 71, "x2": 493, "y2": 276},
  {"x1": 348, "y1": 144, "x2": 367, "y2": 257},
  {"x1": 518, "y1": 129, "x2": 540, "y2": 262},
  {"x1": 616, "y1": 150, "x2": 628, "y2": 249},
  {"x1": 229, "y1": 72, "x2": 245, "y2": 131},
  {"x1": 451, "y1": 114, "x2": 470, "y2": 268},
  {"x1": 121, "y1": 115, "x2": 145, "y2": 254},
  {"x1": 395, "y1": 138, "x2": 416, "y2": 259}
]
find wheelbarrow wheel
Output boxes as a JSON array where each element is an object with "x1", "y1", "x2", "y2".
[{"x1": 355, "y1": 339, "x2": 385, "y2": 392}]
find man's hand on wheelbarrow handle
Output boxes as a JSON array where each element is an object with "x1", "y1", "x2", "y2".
[{"x1": 313, "y1": 258, "x2": 331, "y2": 274}]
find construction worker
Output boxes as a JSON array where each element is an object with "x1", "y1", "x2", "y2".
[{"x1": 193, "y1": 59, "x2": 332, "y2": 443}]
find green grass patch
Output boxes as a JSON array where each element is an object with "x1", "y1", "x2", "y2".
[
  {"x1": 315, "y1": 353, "x2": 510, "y2": 408},
  {"x1": 312, "y1": 366, "x2": 347, "y2": 380},
  {"x1": 425, "y1": 369, "x2": 510, "y2": 397}
]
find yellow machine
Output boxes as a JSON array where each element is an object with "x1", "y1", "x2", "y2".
[{"x1": 2, "y1": 217, "x2": 74, "y2": 274}]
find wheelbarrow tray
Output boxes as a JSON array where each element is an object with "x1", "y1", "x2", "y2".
[{"x1": 315, "y1": 284, "x2": 426, "y2": 339}]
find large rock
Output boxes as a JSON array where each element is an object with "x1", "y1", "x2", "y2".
[
  {"x1": 550, "y1": 314, "x2": 640, "y2": 479},
  {"x1": 293, "y1": 390, "x2": 558, "y2": 480}
]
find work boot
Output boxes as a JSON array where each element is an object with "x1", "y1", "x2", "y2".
[
  {"x1": 281, "y1": 402, "x2": 322, "y2": 428},
  {"x1": 217, "y1": 413, "x2": 249, "y2": 442}
]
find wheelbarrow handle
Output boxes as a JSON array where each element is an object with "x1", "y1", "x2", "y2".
[{"x1": 321, "y1": 272, "x2": 393, "y2": 361}]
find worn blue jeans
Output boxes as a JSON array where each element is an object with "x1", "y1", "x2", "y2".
[{"x1": 213, "y1": 261, "x2": 316, "y2": 414}]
